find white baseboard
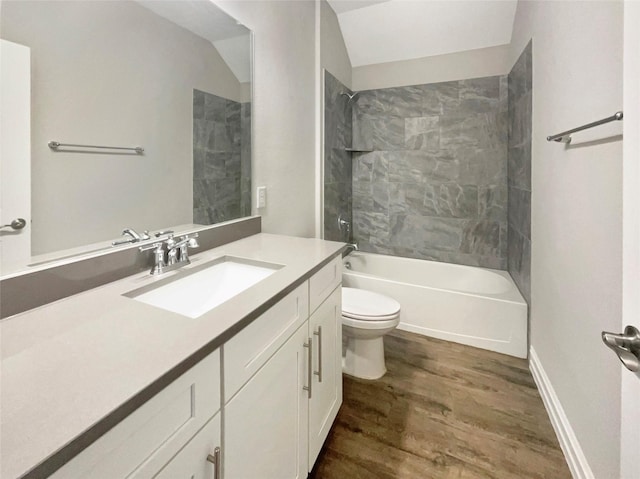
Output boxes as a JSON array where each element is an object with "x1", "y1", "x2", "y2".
[{"x1": 529, "y1": 347, "x2": 594, "y2": 479}]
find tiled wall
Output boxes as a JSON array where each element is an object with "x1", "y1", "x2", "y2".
[
  {"x1": 507, "y1": 42, "x2": 532, "y2": 304},
  {"x1": 324, "y1": 71, "x2": 353, "y2": 241},
  {"x1": 351, "y1": 77, "x2": 509, "y2": 269},
  {"x1": 193, "y1": 89, "x2": 251, "y2": 224}
]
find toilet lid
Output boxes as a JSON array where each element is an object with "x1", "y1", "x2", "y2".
[{"x1": 342, "y1": 287, "x2": 401, "y2": 320}]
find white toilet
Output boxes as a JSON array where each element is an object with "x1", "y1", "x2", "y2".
[{"x1": 342, "y1": 287, "x2": 401, "y2": 380}]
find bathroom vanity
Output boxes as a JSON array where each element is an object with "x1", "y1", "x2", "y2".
[
  {"x1": 1, "y1": 233, "x2": 344, "y2": 479},
  {"x1": 1, "y1": 0, "x2": 344, "y2": 476}
]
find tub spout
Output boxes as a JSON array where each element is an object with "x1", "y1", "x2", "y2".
[{"x1": 346, "y1": 242, "x2": 359, "y2": 253}]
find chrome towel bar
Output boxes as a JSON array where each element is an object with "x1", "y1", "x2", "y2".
[
  {"x1": 547, "y1": 111, "x2": 623, "y2": 144},
  {"x1": 48, "y1": 141, "x2": 144, "y2": 154}
]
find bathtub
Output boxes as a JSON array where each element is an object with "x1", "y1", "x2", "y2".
[{"x1": 342, "y1": 252, "x2": 528, "y2": 358}]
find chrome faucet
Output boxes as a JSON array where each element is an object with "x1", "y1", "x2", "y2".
[
  {"x1": 176, "y1": 235, "x2": 199, "y2": 264},
  {"x1": 139, "y1": 233, "x2": 199, "y2": 275},
  {"x1": 139, "y1": 242, "x2": 167, "y2": 275},
  {"x1": 166, "y1": 234, "x2": 199, "y2": 266},
  {"x1": 112, "y1": 228, "x2": 150, "y2": 246}
]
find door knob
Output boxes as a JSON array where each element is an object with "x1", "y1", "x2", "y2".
[
  {"x1": 1, "y1": 218, "x2": 26, "y2": 230},
  {"x1": 602, "y1": 325, "x2": 640, "y2": 372}
]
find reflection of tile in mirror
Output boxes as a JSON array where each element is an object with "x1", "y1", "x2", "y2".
[{"x1": 193, "y1": 89, "x2": 251, "y2": 225}]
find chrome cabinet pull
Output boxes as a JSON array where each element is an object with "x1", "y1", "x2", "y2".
[
  {"x1": 206, "y1": 446, "x2": 221, "y2": 479},
  {"x1": 313, "y1": 326, "x2": 323, "y2": 383},
  {"x1": 303, "y1": 338, "x2": 312, "y2": 398}
]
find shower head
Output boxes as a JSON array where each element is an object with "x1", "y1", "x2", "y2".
[{"x1": 340, "y1": 91, "x2": 360, "y2": 104}]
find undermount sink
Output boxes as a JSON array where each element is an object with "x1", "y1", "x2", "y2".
[{"x1": 127, "y1": 256, "x2": 282, "y2": 318}]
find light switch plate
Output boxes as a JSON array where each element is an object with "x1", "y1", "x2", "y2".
[{"x1": 256, "y1": 186, "x2": 266, "y2": 208}]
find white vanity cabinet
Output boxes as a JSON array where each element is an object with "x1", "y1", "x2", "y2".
[
  {"x1": 50, "y1": 350, "x2": 222, "y2": 479},
  {"x1": 154, "y1": 413, "x2": 221, "y2": 479},
  {"x1": 42, "y1": 255, "x2": 342, "y2": 479},
  {"x1": 224, "y1": 256, "x2": 343, "y2": 478},
  {"x1": 308, "y1": 285, "x2": 342, "y2": 464},
  {"x1": 223, "y1": 282, "x2": 310, "y2": 478},
  {"x1": 224, "y1": 322, "x2": 310, "y2": 478}
]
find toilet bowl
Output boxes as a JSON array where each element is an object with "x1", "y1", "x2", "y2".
[{"x1": 342, "y1": 287, "x2": 401, "y2": 380}]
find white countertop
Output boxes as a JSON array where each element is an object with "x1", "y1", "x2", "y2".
[{"x1": 0, "y1": 233, "x2": 344, "y2": 479}]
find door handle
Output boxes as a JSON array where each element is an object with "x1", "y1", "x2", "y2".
[
  {"x1": 602, "y1": 325, "x2": 640, "y2": 372},
  {"x1": 1, "y1": 218, "x2": 26, "y2": 230}
]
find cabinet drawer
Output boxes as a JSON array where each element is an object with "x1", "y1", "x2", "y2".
[
  {"x1": 154, "y1": 412, "x2": 221, "y2": 479},
  {"x1": 51, "y1": 350, "x2": 221, "y2": 479},
  {"x1": 224, "y1": 282, "x2": 309, "y2": 402},
  {"x1": 309, "y1": 256, "x2": 342, "y2": 314}
]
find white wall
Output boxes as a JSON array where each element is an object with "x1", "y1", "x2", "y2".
[
  {"x1": 510, "y1": 1, "x2": 623, "y2": 477},
  {"x1": 320, "y1": 0, "x2": 352, "y2": 90},
  {"x1": 352, "y1": 44, "x2": 510, "y2": 91},
  {"x1": 215, "y1": 0, "x2": 317, "y2": 237}
]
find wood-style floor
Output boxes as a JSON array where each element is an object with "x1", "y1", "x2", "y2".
[{"x1": 310, "y1": 330, "x2": 571, "y2": 479}]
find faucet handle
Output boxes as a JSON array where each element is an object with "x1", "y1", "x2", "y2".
[
  {"x1": 180, "y1": 232, "x2": 199, "y2": 246},
  {"x1": 175, "y1": 233, "x2": 199, "y2": 264},
  {"x1": 139, "y1": 242, "x2": 163, "y2": 253},
  {"x1": 154, "y1": 230, "x2": 174, "y2": 238},
  {"x1": 139, "y1": 242, "x2": 167, "y2": 275}
]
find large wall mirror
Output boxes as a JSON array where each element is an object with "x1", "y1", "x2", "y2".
[{"x1": 0, "y1": 0, "x2": 252, "y2": 275}]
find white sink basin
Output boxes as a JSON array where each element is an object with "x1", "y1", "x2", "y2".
[{"x1": 128, "y1": 256, "x2": 281, "y2": 318}]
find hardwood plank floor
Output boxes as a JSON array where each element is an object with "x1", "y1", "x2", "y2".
[{"x1": 310, "y1": 330, "x2": 571, "y2": 479}]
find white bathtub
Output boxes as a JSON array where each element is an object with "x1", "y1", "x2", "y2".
[{"x1": 342, "y1": 252, "x2": 528, "y2": 358}]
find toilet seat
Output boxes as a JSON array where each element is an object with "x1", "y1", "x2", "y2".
[
  {"x1": 342, "y1": 315, "x2": 400, "y2": 330},
  {"x1": 342, "y1": 287, "x2": 401, "y2": 321},
  {"x1": 343, "y1": 311, "x2": 400, "y2": 321}
]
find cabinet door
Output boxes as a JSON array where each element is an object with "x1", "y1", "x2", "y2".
[
  {"x1": 51, "y1": 350, "x2": 221, "y2": 479},
  {"x1": 308, "y1": 286, "x2": 342, "y2": 468},
  {"x1": 225, "y1": 323, "x2": 309, "y2": 479},
  {"x1": 154, "y1": 413, "x2": 221, "y2": 479},
  {"x1": 224, "y1": 282, "x2": 309, "y2": 400}
]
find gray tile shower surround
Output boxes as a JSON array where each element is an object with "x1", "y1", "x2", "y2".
[
  {"x1": 508, "y1": 42, "x2": 533, "y2": 304},
  {"x1": 350, "y1": 76, "x2": 509, "y2": 269},
  {"x1": 324, "y1": 71, "x2": 353, "y2": 242},
  {"x1": 240, "y1": 103, "x2": 252, "y2": 217},
  {"x1": 193, "y1": 89, "x2": 251, "y2": 225}
]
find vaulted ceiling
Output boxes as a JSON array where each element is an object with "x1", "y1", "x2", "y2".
[
  {"x1": 136, "y1": 0, "x2": 251, "y2": 83},
  {"x1": 327, "y1": 0, "x2": 517, "y2": 67}
]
